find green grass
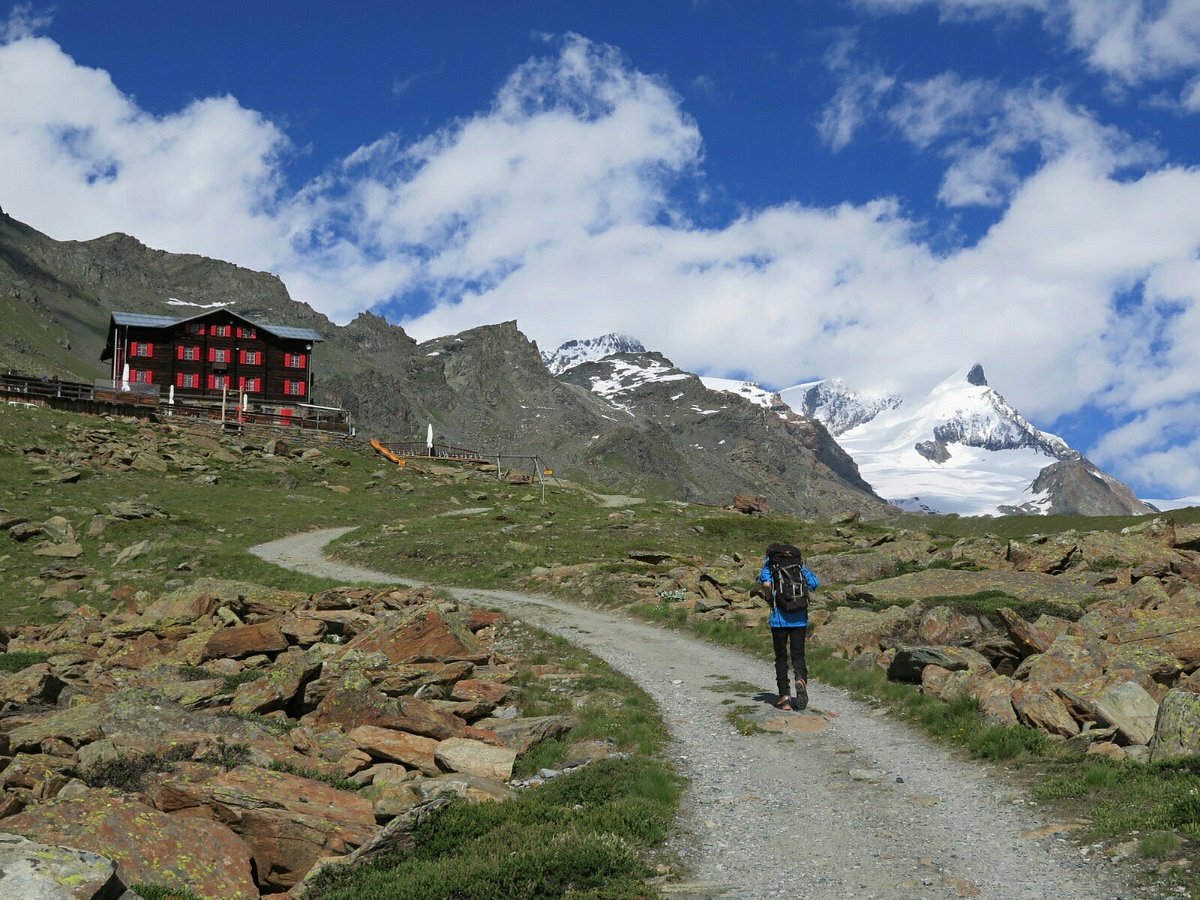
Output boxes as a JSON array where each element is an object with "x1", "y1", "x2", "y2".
[
  {"x1": 77, "y1": 744, "x2": 197, "y2": 792},
  {"x1": 129, "y1": 885, "x2": 203, "y2": 900},
  {"x1": 269, "y1": 759, "x2": 360, "y2": 792},
  {"x1": 305, "y1": 757, "x2": 680, "y2": 900},
  {"x1": 0, "y1": 650, "x2": 50, "y2": 672}
]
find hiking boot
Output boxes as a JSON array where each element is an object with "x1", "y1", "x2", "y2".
[{"x1": 794, "y1": 679, "x2": 808, "y2": 711}]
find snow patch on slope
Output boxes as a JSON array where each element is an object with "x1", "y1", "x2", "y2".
[
  {"x1": 542, "y1": 334, "x2": 646, "y2": 375},
  {"x1": 699, "y1": 377, "x2": 790, "y2": 420}
]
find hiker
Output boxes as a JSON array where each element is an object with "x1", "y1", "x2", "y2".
[{"x1": 758, "y1": 543, "x2": 819, "y2": 711}]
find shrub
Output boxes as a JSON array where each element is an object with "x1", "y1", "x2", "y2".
[{"x1": 0, "y1": 650, "x2": 50, "y2": 672}]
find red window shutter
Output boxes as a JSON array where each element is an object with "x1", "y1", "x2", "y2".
[
  {"x1": 238, "y1": 349, "x2": 245, "y2": 364},
  {"x1": 130, "y1": 341, "x2": 139, "y2": 356},
  {"x1": 145, "y1": 371, "x2": 153, "y2": 384},
  {"x1": 146, "y1": 343, "x2": 154, "y2": 357},
  {"x1": 298, "y1": 380, "x2": 306, "y2": 396},
  {"x1": 300, "y1": 354, "x2": 307, "y2": 368},
  {"x1": 176, "y1": 345, "x2": 183, "y2": 360},
  {"x1": 208, "y1": 347, "x2": 214, "y2": 362},
  {"x1": 283, "y1": 379, "x2": 291, "y2": 394}
]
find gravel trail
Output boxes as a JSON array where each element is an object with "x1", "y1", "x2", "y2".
[{"x1": 251, "y1": 528, "x2": 1139, "y2": 900}]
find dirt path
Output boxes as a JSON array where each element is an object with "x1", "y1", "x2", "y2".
[{"x1": 251, "y1": 528, "x2": 1140, "y2": 900}]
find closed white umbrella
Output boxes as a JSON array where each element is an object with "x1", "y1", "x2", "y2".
[
  {"x1": 121, "y1": 362, "x2": 130, "y2": 391},
  {"x1": 427, "y1": 422, "x2": 434, "y2": 455}
]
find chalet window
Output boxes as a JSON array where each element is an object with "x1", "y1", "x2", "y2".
[
  {"x1": 236, "y1": 326, "x2": 257, "y2": 339},
  {"x1": 283, "y1": 379, "x2": 306, "y2": 397},
  {"x1": 284, "y1": 352, "x2": 307, "y2": 368},
  {"x1": 239, "y1": 376, "x2": 262, "y2": 393},
  {"x1": 185, "y1": 322, "x2": 205, "y2": 336},
  {"x1": 210, "y1": 324, "x2": 232, "y2": 337},
  {"x1": 130, "y1": 369, "x2": 153, "y2": 384},
  {"x1": 239, "y1": 349, "x2": 261, "y2": 365},
  {"x1": 207, "y1": 374, "x2": 229, "y2": 390},
  {"x1": 176, "y1": 345, "x2": 200, "y2": 361},
  {"x1": 209, "y1": 348, "x2": 231, "y2": 364},
  {"x1": 176, "y1": 373, "x2": 199, "y2": 388},
  {"x1": 129, "y1": 341, "x2": 154, "y2": 358}
]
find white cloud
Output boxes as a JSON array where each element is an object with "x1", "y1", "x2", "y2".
[
  {"x1": 2, "y1": 30, "x2": 1200, "y2": 496},
  {"x1": 854, "y1": 0, "x2": 1200, "y2": 87},
  {"x1": 817, "y1": 33, "x2": 897, "y2": 151}
]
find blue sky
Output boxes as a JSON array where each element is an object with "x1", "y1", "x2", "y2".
[{"x1": 2, "y1": 1, "x2": 1200, "y2": 498}]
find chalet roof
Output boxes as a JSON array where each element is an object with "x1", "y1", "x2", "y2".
[{"x1": 109, "y1": 310, "x2": 323, "y2": 342}]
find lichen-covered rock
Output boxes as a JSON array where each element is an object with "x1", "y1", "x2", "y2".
[
  {"x1": 230, "y1": 649, "x2": 322, "y2": 716},
  {"x1": 305, "y1": 685, "x2": 466, "y2": 740},
  {"x1": 4, "y1": 788, "x2": 257, "y2": 898},
  {"x1": 0, "y1": 831, "x2": 127, "y2": 899},
  {"x1": 1092, "y1": 681, "x2": 1159, "y2": 746},
  {"x1": 1150, "y1": 689, "x2": 1200, "y2": 762},
  {"x1": 1011, "y1": 682, "x2": 1079, "y2": 736},
  {"x1": 202, "y1": 621, "x2": 289, "y2": 660},
  {"x1": 342, "y1": 609, "x2": 485, "y2": 665},
  {"x1": 349, "y1": 725, "x2": 440, "y2": 775},
  {"x1": 434, "y1": 737, "x2": 517, "y2": 782},
  {"x1": 160, "y1": 765, "x2": 376, "y2": 890}
]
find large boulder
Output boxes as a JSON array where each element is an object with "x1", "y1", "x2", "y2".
[
  {"x1": 159, "y1": 765, "x2": 376, "y2": 891},
  {"x1": 230, "y1": 649, "x2": 322, "y2": 716},
  {"x1": 888, "y1": 646, "x2": 991, "y2": 683},
  {"x1": 0, "y1": 832, "x2": 127, "y2": 898},
  {"x1": 1091, "y1": 681, "x2": 1159, "y2": 746},
  {"x1": 4, "y1": 788, "x2": 257, "y2": 898},
  {"x1": 349, "y1": 726, "x2": 440, "y2": 775},
  {"x1": 305, "y1": 686, "x2": 466, "y2": 740},
  {"x1": 202, "y1": 621, "x2": 288, "y2": 660},
  {"x1": 1150, "y1": 690, "x2": 1200, "y2": 762},
  {"x1": 809, "y1": 605, "x2": 911, "y2": 657},
  {"x1": 434, "y1": 738, "x2": 517, "y2": 782},
  {"x1": 1011, "y1": 682, "x2": 1080, "y2": 737},
  {"x1": 341, "y1": 609, "x2": 485, "y2": 664}
]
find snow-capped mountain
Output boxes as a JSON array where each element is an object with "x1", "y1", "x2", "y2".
[
  {"x1": 541, "y1": 334, "x2": 646, "y2": 375},
  {"x1": 782, "y1": 379, "x2": 903, "y2": 436},
  {"x1": 779, "y1": 364, "x2": 1151, "y2": 517}
]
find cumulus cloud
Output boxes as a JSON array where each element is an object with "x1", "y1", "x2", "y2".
[
  {"x1": 853, "y1": 0, "x2": 1200, "y2": 88},
  {"x1": 2, "y1": 29, "x2": 1200, "y2": 496},
  {"x1": 817, "y1": 33, "x2": 897, "y2": 151}
]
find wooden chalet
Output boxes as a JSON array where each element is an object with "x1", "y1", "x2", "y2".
[{"x1": 101, "y1": 310, "x2": 322, "y2": 404}]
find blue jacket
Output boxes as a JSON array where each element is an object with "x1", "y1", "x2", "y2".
[{"x1": 759, "y1": 558, "x2": 818, "y2": 628}]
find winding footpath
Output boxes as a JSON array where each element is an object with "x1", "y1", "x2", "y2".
[{"x1": 251, "y1": 527, "x2": 1141, "y2": 900}]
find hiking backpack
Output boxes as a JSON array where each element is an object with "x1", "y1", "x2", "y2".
[{"x1": 766, "y1": 543, "x2": 812, "y2": 613}]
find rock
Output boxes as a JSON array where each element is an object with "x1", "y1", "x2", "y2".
[
  {"x1": 306, "y1": 686, "x2": 466, "y2": 740},
  {"x1": 413, "y1": 773, "x2": 515, "y2": 804},
  {"x1": 138, "y1": 591, "x2": 220, "y2": 628},
  {"x1": 434, "y1": 737, "x2": 517, "y2": 781},
  {"x1": 888, "y1": 646, "x2": 990, "y2": 683},
  {"x1": 1092, "y1": 681, "x2": 1159, "y2": 746},
  {"x1": 8, "y1": 523, "x2": 43, "y2": 542},
  {"x1": 450, "y1": 678, "x2": 515, "y2": 705},
  {"x1": 341, "y1": 609, "x2": 485, "y2": 664},
  {"x1": 203, "y1": 621, "x2": 289, "y2": 660},
  {"x1": 1011, "y1": 682, "x2": 1080, "y2": 737},
  {"x1": 4, "y1": 788, "x2": 256, "y2": 898},
  {"x1": 1150, "y1": 690, "x2": 1200, "y2": 762},
  {"x1": 480, "y1": 715, "x2": 578, "y2": 753},
  {"x1": 114, "y1": 540, "x2": 152, "y2": 565},
  {"x1": 160, "y1": 765, "x2": 376, "y2": 890},
  {"x1": 1086, "y1": 742, "x2": 1127, "y2": 762},
  {"x1": 627, "y1": 550, "x2": 674, "y2": 565},
  {"x1": 917, "y1": 606, "x2": 984, "y2": 646},
  {"x1": 231, "y1": 650, "x2": 323, "y2": 716},
  {"x1": 349, "y1": 725, "x2": 440, "y2": 775},
  {"x1": 0, "y1": 664, "x2": 67, "y2": 706},
  {"x1": 39, "y1": 516, "x2": 77, "y2": 544},
  {"x1": 998, "y1": 607, "x2": 1054, "y2": 656},
  {"x1": 107, "y1": 499, "x2": 168, "y2": 520},
  {"x1": 846, "y1": 569, "x2": 1097, "y2": 608},
  {"x1": 810, "y1": 605, "x2": 911, "y2": 657},
  {"x1": 0, "y1": 831, "x2": 127, "y2": 898},
  {"x1": 361, "y1": 780, "x2": 421, "y2": 822},
  {"x1": 31, "y1": 542, "x2": 84, "y2": 558},
  {"x1": 731, "y1": 495, "x2": 768, "y2": 516}
]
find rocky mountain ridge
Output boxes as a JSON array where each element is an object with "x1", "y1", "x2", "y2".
[{"x1": 0, "y1": 213, "x2": 885, "y2": 518}]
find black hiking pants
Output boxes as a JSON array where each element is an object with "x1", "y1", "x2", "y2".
[{"x1": 772, "y1": 626, "x2": 807, "y2": 697}]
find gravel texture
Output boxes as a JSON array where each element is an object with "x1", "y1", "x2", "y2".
[{"x1": 251, "y1": 528, "x2": 1142, "y2": 900}]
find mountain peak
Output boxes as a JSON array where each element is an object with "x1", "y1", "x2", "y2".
[
  {"x1": 966, "y1": 363, "x2": 988, "y2": 387},
  {"x1": 541, "y1": 333, "x2": 647, "y2": 375}
]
